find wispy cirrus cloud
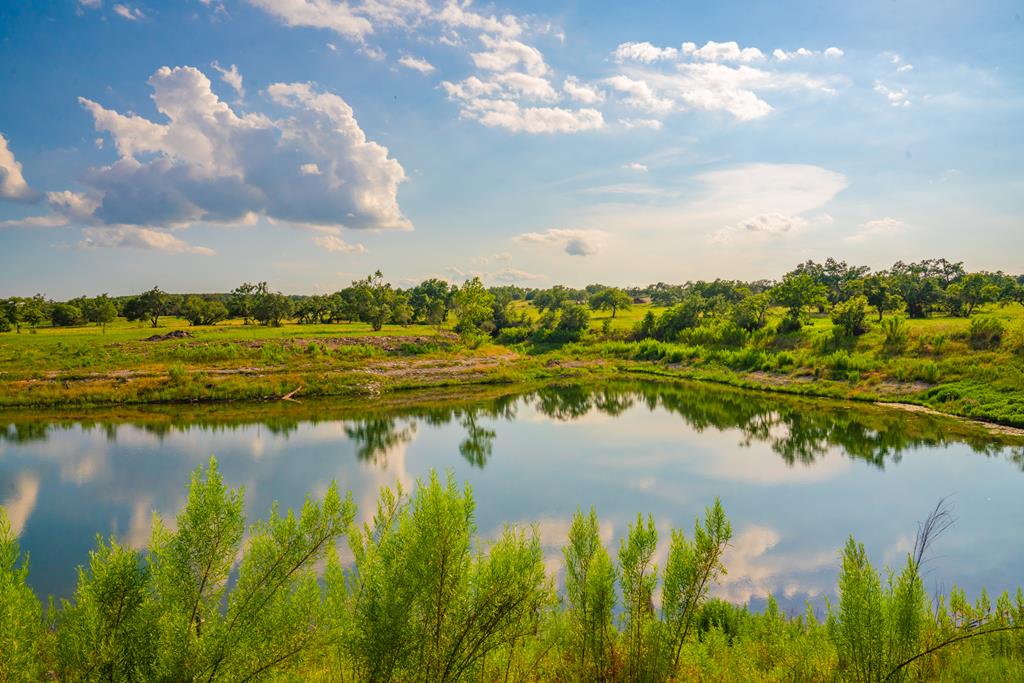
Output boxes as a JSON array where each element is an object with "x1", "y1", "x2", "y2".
[{"x1": 845, "y1": 216, "x2": 904, "y2": 242}]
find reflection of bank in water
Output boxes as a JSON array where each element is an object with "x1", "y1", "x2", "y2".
[{"x1": 2, "y1": 379, "x2": 1023, "y2": 604}]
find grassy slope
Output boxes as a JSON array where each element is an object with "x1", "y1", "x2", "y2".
[{"x1": 1, "y1": 303, "x2": 1022, "y2": 427}]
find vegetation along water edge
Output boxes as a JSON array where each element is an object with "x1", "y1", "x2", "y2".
[
  {"x1": 2, "y1": 459, "x2": 1023, "y2": 681},
  {"x1": 2, "y1": 259, "x2": 1022, "y2": 428}
]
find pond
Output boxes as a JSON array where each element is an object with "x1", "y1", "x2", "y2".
[{"x1": 1, "y1": 380, "x2": 1022, "y2": 611}]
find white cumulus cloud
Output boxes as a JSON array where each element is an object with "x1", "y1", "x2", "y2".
[
  {"x1": 444, "y1": 94, "x2": 603, "y2": 134},
  {"x1": 603, "y1": 75, "x2": 674, "y2": 114},
  {"x1": 562, "y1": 76, "x2": 605, "y2": 104},
  {"x1": 613, "y1": 41, "x2": 678, "y2": 64},
  {"x1": 874, "y1": 80, "x2": 910, "y2": 107},
  {"x1": 80, "y1": 226, "x2": 215, "y2": 254},
  {"x1": 709, "y1": 212, "x2": 811, "y2": 244},
  {"x1": 211, "y1": 61, "x2": 245, "y2": 98},
  {"x1": 113, "y1": 3, "x2": 144, "y2": 21},
  {"x1": 471, "y1": 35, "x2": 548, "y2": 76},
  {"x1": 0, "y1": 133, "x2": 34, "y2": 201},
  {"x1": 515, "y1": 228, "x2": 606, "y2": 256},
  {"x1": 607, "y1": 56, "x2": 840, "y2": 123},
  {"x1": 397, "y1": 55, "x2": 435, "y2": 73},
  {"x1": 246, "y1": 0, "x2": 375, "y2": 41},
  {"x1": 75, "y1": 65, "x2": 409, "y2": 231},
  {"x1": 683, "y1": 40, "x2": 765, "y2": 63}
]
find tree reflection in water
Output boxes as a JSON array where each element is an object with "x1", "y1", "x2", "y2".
[{"x1": 1, "y1": 381, "x2": 1021, "y2": 471}]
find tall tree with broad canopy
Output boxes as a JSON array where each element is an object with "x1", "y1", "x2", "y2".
[
  {"x1": 452, "y1": 277, "x2": 495, "y2": 333},
  {"x1": 772, "y1": 272, "x2": 828, "y2": 331},
  {"x1": 589, "y1": 287, "x2": 632, "y2": 318},
  {"x1": 124, "y1": 286, "x2": 169, "y2": 328},
  {"x1": 253, "y1": 291, "x2": 292, "y2": 327},
  {"x1": 84, "y1": 294, "x2": 118, "y2": 332},
  {"x1": 410, "y1": 278, "x2": 453, "y2": 324},
  {"x1": 350, "y1": 271, "x2": 396, "y2": 331}
]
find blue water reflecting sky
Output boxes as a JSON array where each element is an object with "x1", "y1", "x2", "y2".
[{"x1": 1, "y1": 383, "x2": 1021, "y2": 612}]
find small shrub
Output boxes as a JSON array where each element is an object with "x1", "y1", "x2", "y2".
[
  {"x1": 459, "y1": 330, "x2": 488, "y2": 349},
  {"x1": 633, "y1": 339, "x2": 667, "y2": 361},
  {"x1": 881, "y1": 317, "x2": 909, "y2": 353},
  {"x1": 894, "y1": 359, "x2": 941, "y2": 384},
  {"x1": 632, "y1": 310, "x2": 657, "y2": 340},
  {"x1": 397, "y1": 342, "x2": 442, "y2": 355},
  {"x1": 556, "y1": 303, "x2": 590, "y2": 341},
  {"x1": 494, "y1": 326, "x2": 530, "y2": 345},
  {"x1": 777, "y1": 314, "x2": 803, "y2": 334},
  {"x1": 334, "y1": 344, "x2": 379, "y2": 360},
  {"x1": 830, "y1": 296, "x2": 870, "y2": 337},
  {"x1": 968, "y1": 317, "x2": 1005, "y2": 350},
  {"x1": 167, "y1": 363, "x2": 188, "y2": 385},
  {"x1": 772, "y1": 351, "x2": 796, "y2": 370},
  {"x1": 681, "y1": 321, "x2": 749, "y2": 348},
  {"x1": 1008, "y1": 325, "x2": 1024, "y2": 357},
  {"x1": 723, "y1": 347, "x2": 766, "y2": 371},
  {"x1": 259, "y1": 343, "x2": 288, "y2": 364}
]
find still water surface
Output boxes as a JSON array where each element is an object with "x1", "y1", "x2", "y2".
[{"x1": 2, "y1": 381, "x2": 1022, "y2": 610}]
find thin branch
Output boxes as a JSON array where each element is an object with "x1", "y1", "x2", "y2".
[
  {"x1": 884, "y1": 625, "x2": 1024, "y2": 682},
  {"x1": 912, "y1": 497, "x2": 955, "y2": 570}
]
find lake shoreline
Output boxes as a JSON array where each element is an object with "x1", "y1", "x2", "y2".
[{"x1": 3, "y1": 354, "x2": 1024, "y2": 444}]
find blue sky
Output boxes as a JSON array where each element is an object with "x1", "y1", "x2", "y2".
[{"x1": 0, "y1": 0, "x2": 1021, "y2": 298}]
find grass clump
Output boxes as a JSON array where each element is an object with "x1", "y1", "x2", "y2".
[{"x1": 968, "y1": 317, "x2": 1005, "y2": 350}]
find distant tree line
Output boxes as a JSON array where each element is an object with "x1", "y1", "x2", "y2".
[{"x1": 2, "y1": 258, "x2": 1022, "y2": 341}]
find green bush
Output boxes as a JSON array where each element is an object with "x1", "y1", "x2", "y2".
[
  {"x1": 893, "y1": 359, "x2": 941, "y2": 384},
  {"x1": 494, "y1": 326, "x2": 531, "y2": 345},
  {"x1": 680, "y1": 321, "x2": 749, "y2": 349},
  {"x1": 968, "y1": 317, "x2": 1005, "y2": 350},
  {"x1": 555, "y1": 303, "x2": 591, "y2": 341},
  {"x1": 722, "y1": 347, "x2": 767, "y2": 371},
  {"x1": 50, "y1": 303, "x2": 84, "y2": 327},
  {"x1": 830, "y1": 295, "x2": 870, "y2": 337},
  {"x1": 777, "y1": 313, "x2": 803, "y2": 334}
]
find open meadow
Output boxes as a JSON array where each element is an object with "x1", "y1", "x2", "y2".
[{"x1": 2, "y1": 296, "x2": 1023, "y2": 428}]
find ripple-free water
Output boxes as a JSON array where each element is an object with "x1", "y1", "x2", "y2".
[{"x1": 2, "y1": 381, "x2": 1021, "y2": 612}]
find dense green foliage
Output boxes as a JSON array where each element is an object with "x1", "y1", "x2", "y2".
[
  {"x1": 2, "y1": 257, "x2": 1023, "y2": 426},
  {"x1": 1, "y1": 459, "x2": 1023, "y2": 681}
]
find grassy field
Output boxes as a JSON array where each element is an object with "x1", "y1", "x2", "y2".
[{"x1": 1, "y1": 303, "x2": 1022, "y2": 427}]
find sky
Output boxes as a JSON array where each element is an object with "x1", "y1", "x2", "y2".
[{"x1": 0, "y1": 0, "x2": 1021, "y2": 298}]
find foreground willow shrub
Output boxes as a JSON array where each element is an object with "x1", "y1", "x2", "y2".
[{"x1": 1, "y1": 458, "x2": 1023, "y2": 682}]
